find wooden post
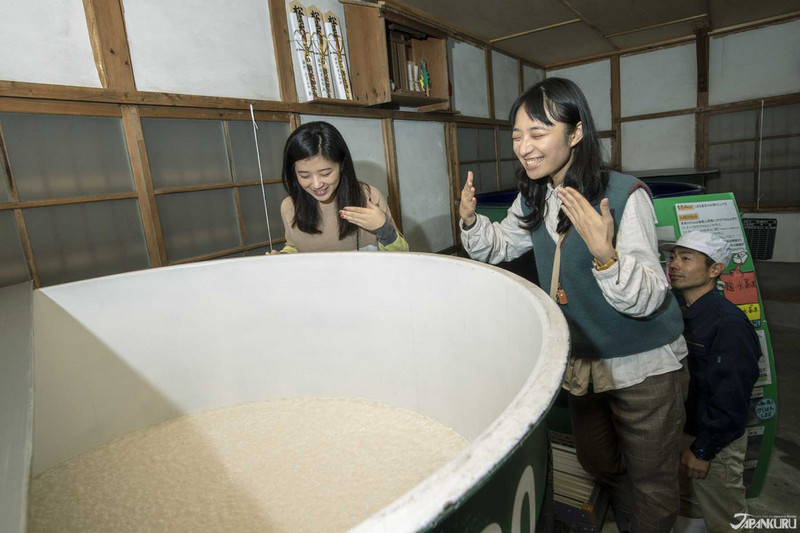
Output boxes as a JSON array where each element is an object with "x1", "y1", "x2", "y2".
[
  {"x1": 694, "y1": 21, "x2": 710, "y2": 170},
  {"x1": 610, "y1": 55, "x2": 622, "y2": 170},
  {"x1": 121, "y1": 105, "x2": 166, "y2": 266},
  {"x1": 485, "y1": 47, "x2": 495, "y2": 119},
  {"x1": 82, "y1": 0, "x2": 136, "y2": 91},
  {"x1": 445, "y1": 122, "x2": 460, "y2": 245},
  {"x1": 267, "y1": 0, "x2": 299, "y2": 103},
  {"x1": 381, "y1": 118, "x2": 403, "y2": 233},
  {"x1": 0, "y1": 124, "x2": 40, "y2": 286}
]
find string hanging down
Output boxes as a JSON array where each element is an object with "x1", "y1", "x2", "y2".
[{"x1": 250, "y1": 104, "x2": 274, "y2": 253}]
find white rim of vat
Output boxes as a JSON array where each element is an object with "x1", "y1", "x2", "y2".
[{"x1": 345, "y1": 253, "x2": 570, "y2": 533}]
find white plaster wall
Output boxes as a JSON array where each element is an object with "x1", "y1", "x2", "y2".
[
  {"x1": 547, "y1": 60, "x2": 612, "y2": 131},
  {"x1": 621, "y1": 44, "x2": 696, "y2": 117},
  {"x1": 449, "y1": 39, "x2": 489, "y2": 118},
  {"x1": 287, "y1": 0, "x2": 349, "y2": 102},
  {"x1": 621, "y1": 114, "x2": 695, "y2": 171},
  {"x1": 123, "y1": 0, "x2": 280, "y2": 100},
  {"x1": 0, "y1": 0, "x2": 101, "y2": 87},
  {"x1": 492, "y1": 51, "x2": 520, "y2": 121},
  {"x1": 300, "y1": 115, "x2": 388, "y2": 197},
  {"x1": 0, "y1": 283, "x2": 33, "y2": 533},
  {"x1": 393, "y1": 121, "x2": 453, "y2": 253},
  {"x1": 523, "y1": 65, "x2": 545, "y2": 91},
  {"x1": 742, "y1": 213, "x2": 800, "y2": 262},
  {"x1": 709, "y1": 20, "x2": 800, "y2": 106}
]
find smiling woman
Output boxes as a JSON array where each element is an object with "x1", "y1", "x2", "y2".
[
  {"x1": 458, "y1": 77, "x2": 689, "y2": 532},
  {"x1": 276, "y1": 121, "x2": 408, "y2": 253}
]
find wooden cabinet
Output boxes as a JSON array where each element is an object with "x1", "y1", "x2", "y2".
[{"x1": 343, "y1": 2, "x2": 450, "y2": 110}]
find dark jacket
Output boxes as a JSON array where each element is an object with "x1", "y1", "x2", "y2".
[{"x1": 680, "y1": 289, "x2": 760, "y2": 457}]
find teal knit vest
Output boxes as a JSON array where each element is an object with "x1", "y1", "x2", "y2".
[{"x1": 523, "y1": 171, "x2": 683, "y2": 359}]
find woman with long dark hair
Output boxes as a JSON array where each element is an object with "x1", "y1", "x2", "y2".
[
  {"x1": 460, "y1": 78, "x2": 688, "y2": 533},
  {"x1": 274, "y1": 121, "x2": 407, "y2": 253}
]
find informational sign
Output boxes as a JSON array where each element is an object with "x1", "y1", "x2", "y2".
[{"x1": 653, "y1": 193, "x2": 777, "y2": 499}]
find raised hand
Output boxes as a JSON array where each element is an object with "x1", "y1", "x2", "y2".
[
  {"x1": 459, "y1": 171, "x2": 477, "y2": 226},
  {"x1": 557, "y1": 186, "x2": 615, "y2": 264},
  {"x1": 339, "y1": 199, "x2": 387, "y2": 231}
]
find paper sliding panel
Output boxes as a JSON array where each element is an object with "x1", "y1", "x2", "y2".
[
  {"x1": 24, "y1": 200, "x2": 150, "y2": 286},
  {"x1": 238, "y1": 183, "x2": 287, "y2": 243},
  {"x1": 157, "y1": 189, "x2": 241, "y2": 263},
  {"x1": 0, "y1": 211, "x2": 30, "y2": 288},
  {"x1": 0, "y1": 114, "x2": 134, "y2": 202},
  {"x1": 394, "y1": 121, "x2": 453, "y2": 252}
]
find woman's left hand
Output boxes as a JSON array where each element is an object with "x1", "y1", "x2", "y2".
[
  {"x1": 557, "y1": 186, "x2": 616, "y2": 264},
  {"x1": 339, "y1": 199, "x2": 387, "y2": 232}
]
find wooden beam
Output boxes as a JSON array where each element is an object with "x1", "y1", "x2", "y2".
[
  {"x1": 0, "y1": 96, "x2": 121, "y2": 117},
  {"x1": 610, "y1": 55, "x2": 621, "y2": 170},
  {"x1": 121, "y1": 105, "x2": 166, "y2": 266},
  {"x1": 82, "y1": 0, "x2": 136, "y2": 91},
  {"x1": 485, "y1": 47, "x2": 495, "y2": 119},
  {"x1": 694, "y1": 22, "x2": 710, "y2": 169},
  {"x1": 490, "y1": 19, "x2": 581, "y2": 43},
  {"x1": 605, "y1": 14, "x2": 707, "y2": 39},
  {"x1": 381, "y1": 118, "x2": 403, "y2": 233},
  {"x1": 0, "y1": 124, "x2": 39, "y2": 286},
  {"x1": 0, "y1": 192, "x2": 137, "y2": 211},
  {"x1": 444, "y1": 122, "x2": 460, "y2": 244},
  {"x1": 267, "y1": 0, "x2": 298, "y2": 103}
]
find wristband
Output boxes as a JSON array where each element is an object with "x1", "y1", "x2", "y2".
[{"x1": 593, "y1": 250, "x2": 618, "y2": 271}]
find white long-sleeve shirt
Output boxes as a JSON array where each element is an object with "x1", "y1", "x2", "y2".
[{"x1": 461, "y1": 184, "x2": 687, "y2": 394}]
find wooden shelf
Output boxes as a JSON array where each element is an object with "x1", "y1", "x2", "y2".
[
  {"x1": 389, "y1": 91, "x2": 448, "y2": 107},
  {"x1": 343, "y1": 2, "x2": 451, "y2": 111},
  {"x1": 306, "y1": 97, "x2": 365, "y2": 107}
]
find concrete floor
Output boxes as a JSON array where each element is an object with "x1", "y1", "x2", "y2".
[{"x1": 594, "y1": 261, "x2": 800, "y2": 532}]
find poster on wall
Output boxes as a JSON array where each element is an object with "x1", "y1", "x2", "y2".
[{"x1": 653, "y1": 192, "x2": 777, "y2": 499}]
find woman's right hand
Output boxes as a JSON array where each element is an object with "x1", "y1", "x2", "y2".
[{"x1": 459, "y1": 171, "x2": 477, "y2": 226}]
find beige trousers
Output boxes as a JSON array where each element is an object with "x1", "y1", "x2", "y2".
[{"x1": 679, "y1": 432, "x2": 750, "y2": 533}]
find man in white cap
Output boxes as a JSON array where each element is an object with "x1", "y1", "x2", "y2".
[{"x1": 660, "y1": 231, "x2": 760, "y2": 533}]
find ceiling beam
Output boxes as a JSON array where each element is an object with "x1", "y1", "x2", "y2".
[
  {"x1": 605, "y1": 14, "x2": 708, "y2": 39},
  {"x1": 489, "y1": 19, "x2": 581, "y2": 44}
]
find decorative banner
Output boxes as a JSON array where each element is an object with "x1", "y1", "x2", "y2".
[
  {"x1": 288, "y1": 0, "x2": 317, "y2": 100},
  {"x1": 307, "y1": 5, "x2": 331, "y2": 99},
  {"x1": 324, "y1": 11, "x2": 352, "y2": 100}
]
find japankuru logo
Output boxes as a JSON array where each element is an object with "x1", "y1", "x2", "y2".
[{"x1": 730, "y1": 513, "x2": 797, "y2": 530}]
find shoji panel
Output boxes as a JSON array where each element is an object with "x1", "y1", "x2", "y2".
[
  {"x1": 548, "y1": 60, "x2": 612, "y2": 131},
  {"x1": 709, "y1": 20, "x2": 800, "y2": 105},
  {"x1": 0, "y1": 114, "x2": 134, "y2": 201},
  {"x1": 621, "y1": 115, "x2": 695, "y2": 171},
  {"x1": 228, "y1": 121, "x2": 290, "y2": 182},
  {"x1": 142, "y1": 118, "x2": 232, "y2": 189},
  {"x1": 24, "y1": 200, "x2": 150, "y2": 286},
  {"x1": 492, "y1": 51, "x2": 519, "y2": 120},
  {"x1": 122, "y1": 0, "x2": 281, "y2": 100},
  {"x1": 239, "y1": 183, "x2": 287, "y2": 243},
  {"x1": 522, "y1": 65, "x2": 545, "y2": 91},
  {"x1": 394, "y1": 121, "x2": 453, "y2": 252},
  {"x1": 156, "y1": 189, "x2": 241, "y2": 262},
  {"x1": 449, "y1": 39, "x2": 489, "y2": 118},
  {"x1": 0, "y1": 211, "x2": 29, "y2": 288},
  {"x1": 620, "y1": 44, "x2": 696, "y2": 117},
  {"x1": 300, "y1": 115, "x2": 389, "y2": 197},
  {"x1": 0, "y1": 0, "x2": 101, "y2": 87}
]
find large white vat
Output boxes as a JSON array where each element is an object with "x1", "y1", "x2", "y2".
[{"x1": 1, "y1": 253, "x2": 568, "y2": 532}]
